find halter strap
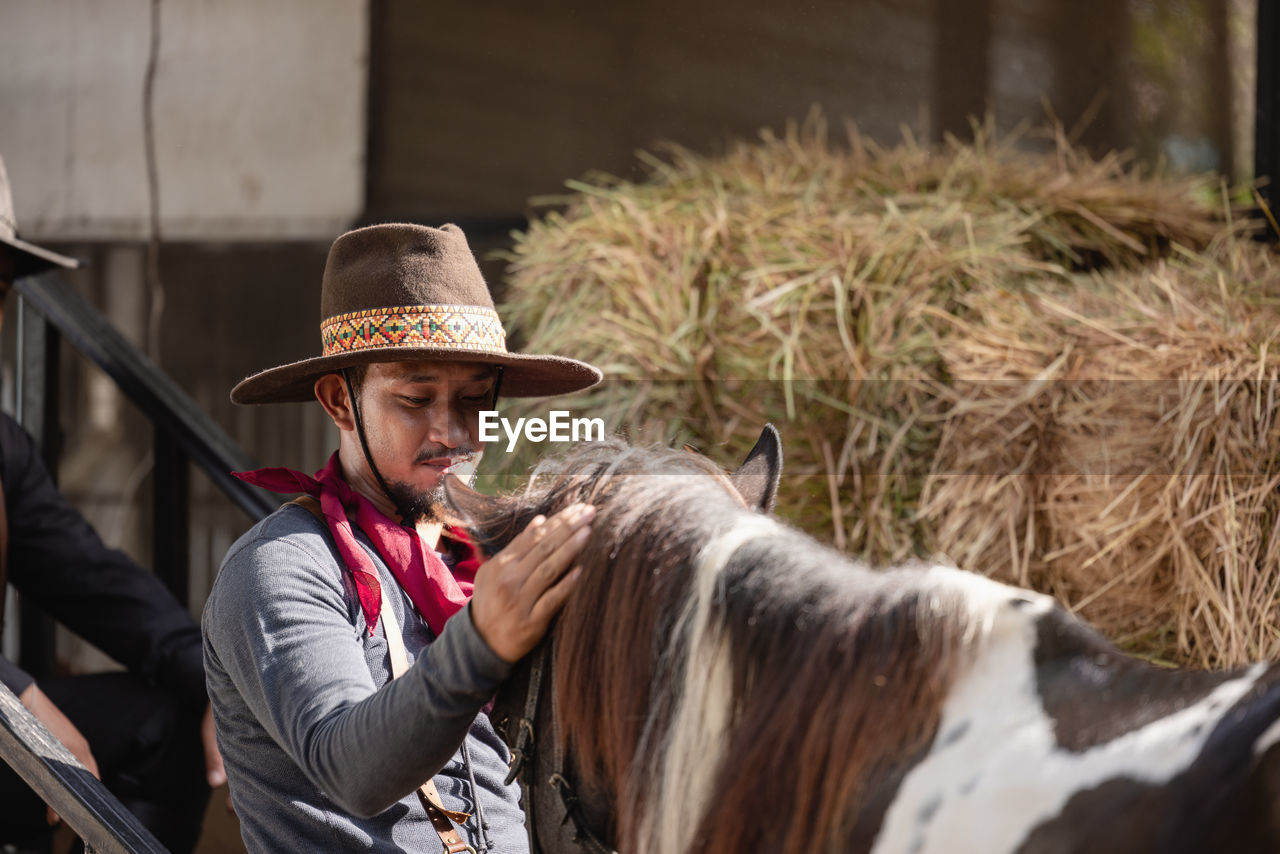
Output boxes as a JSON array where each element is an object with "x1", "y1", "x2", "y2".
[
  {"x1": 507, "y1": 636, "x2": 614, "y2": 854},
  {"x1": 503, "y1": 641, "x2": 545, "y2": 787}
]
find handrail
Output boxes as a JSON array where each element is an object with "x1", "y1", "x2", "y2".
[
  {"x1": 15, "y1": 270, "x2": 276, "y2": 522},
  {"x1": 0, "y1": 683, "x2": 168, "y2": 854},
  {"x1": 0, "y1": 268, "x2": 276, "y2": 852}
]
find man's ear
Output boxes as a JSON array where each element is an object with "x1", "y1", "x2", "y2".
[
  {"x1": 729, "y1": 424, "x2": 783, "y2": 513},
  {"x1": 315, "y1": 373, "x2": 356, "y2": 431}
]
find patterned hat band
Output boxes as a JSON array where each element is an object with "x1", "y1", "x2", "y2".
[{"x1": 321, "y1": 304, "x2": 507, "y2": 356}]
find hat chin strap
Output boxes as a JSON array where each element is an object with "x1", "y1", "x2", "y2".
[
  {"x1": 341, "y1": 366, "x2": 505, "y2": 520},
  {"x1": 343, "y1": 368, "x2": 410, "y2": 525}
]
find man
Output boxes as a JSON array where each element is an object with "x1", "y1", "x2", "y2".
[
  {"x1": 203, "y1": 222, "x2": 602, "y2": 852},
  {"x1": 0, "y1": 153, "x2": 218, "y2": 851}
]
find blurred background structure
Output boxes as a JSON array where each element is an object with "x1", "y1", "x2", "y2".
[{"x1": 0, "y1": 0, "x2": 1267, "y2": 849}]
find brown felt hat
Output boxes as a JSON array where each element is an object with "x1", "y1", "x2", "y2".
[
  {"x1": 231, "y1": 223, "x2": 601, "y2": 404},
  {"x1": 0, "y1": 154, "x2": 79, "y2": 278}
]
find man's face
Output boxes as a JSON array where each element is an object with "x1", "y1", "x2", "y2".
[{"x1": 355, "y1": 359, "x2": 496, "y2": 521}]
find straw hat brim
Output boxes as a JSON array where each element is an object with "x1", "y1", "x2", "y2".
[
  {"x1": 231, "y1": 345, "x2": 602, "y2": 404},
  {"x1": 2, "y1": 234, "x2": 79, "y2": 279}
]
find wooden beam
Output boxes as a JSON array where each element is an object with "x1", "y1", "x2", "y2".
[
  {"x1": 933, "y1": 0, "x2": 991, "y2": 141},
  {"x1": 1257, "y1": 0, "x2": 1279, "y2": 235}
]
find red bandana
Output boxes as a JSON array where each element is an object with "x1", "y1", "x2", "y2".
[{"x1": 233, "y1": 453, "x2": 482, "y2": 637}]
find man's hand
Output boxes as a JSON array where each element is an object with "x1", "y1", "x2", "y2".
[
  {"x1": 201, "y1": 703, "x2": 236, "y2": 814},
  {"x1": 201, "y1": 703, "x2": 227, "y2": 787},
  {"x1": 19, "y1": 682, "x2": 100, "y2": 826},
  {"x1": 470, "y1": 502, "x2": 595, "y2": 663}
]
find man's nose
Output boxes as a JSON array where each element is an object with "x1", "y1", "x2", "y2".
[{"x1": 425, "y1": 402, "x2": 470, "y2": 449}]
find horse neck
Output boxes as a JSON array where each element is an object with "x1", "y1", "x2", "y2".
[
  {"x1": 546, "y1": 480, "x2": 756, "y2": 840},
  {"x1": 553, "y1": 486, "x2": 994, "y2": 854}
]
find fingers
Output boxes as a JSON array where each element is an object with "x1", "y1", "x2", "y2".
[
  {"x1": 505, "y1": 503, "x2": 594, "y2": 563},
  {"x1": 23, "y1": 685, "x2": 100, "y2": 779},
  {"x1": 83, "y1": 749, "x2": 101, "y2": 780},
  {"x1": 528, "y1": 565, "x2": 583, "y2": 626},
  {"x1": 22, "y1": 685, "x2": 97, "y2": 826},
  {"x1": 202, "y1": 703, "x2": 228, "y2": 787},
  {"x1": 495, "y1": 504, "x2": 594, "y2": 601},
  {"x1": 521, "y1": 517, "x2": 592, "y2": 604},
  {"x1": 471, "y1": 503, "x2": 595, "y2": 662}
]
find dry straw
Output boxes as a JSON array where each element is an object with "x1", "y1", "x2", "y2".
[{"x1": 498, "y1": 112, "x2": 1280, "y2": 668}]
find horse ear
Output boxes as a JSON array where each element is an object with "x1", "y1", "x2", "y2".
[
  {"x1": 729, "y1": 424, "x2": 783, "y2": 512},
  {"x1": 441, "y1": 474, "x2": 505, "y2": 527}
]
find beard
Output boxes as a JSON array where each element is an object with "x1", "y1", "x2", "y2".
[
  {"x1": 385, "y1": 478, "x2": 444, "y2": 524},
  {"x1": 378, "y1": 442, "x2": 481, "y2": 525}
]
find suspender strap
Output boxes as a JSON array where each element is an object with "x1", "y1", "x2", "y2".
[
  {"x1": 289, "y1": 496, "x2": 475, "y2": 854},
  {"x1": 380, "y1": 596, "x2": 476, "y2": 853}
]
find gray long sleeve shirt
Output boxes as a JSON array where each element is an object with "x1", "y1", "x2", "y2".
[{"x1": 203, "y1": 502, "x2": 528, "y2": 852}]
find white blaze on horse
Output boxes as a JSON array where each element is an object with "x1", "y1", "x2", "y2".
[{"x1": 444, "y1": 426, "x2": 1280, "y2": 854}]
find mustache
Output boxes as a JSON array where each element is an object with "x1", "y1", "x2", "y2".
[{"x1": 414, "y1": 444, "x2": 481, "y2": 464}]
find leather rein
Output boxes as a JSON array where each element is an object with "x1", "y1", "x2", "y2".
[{"x1": 502, "y1": 638, "x2": 612, "y2": 854}]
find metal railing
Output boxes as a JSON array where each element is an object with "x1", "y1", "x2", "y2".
[
  {"x1": 0, "y1": 684, "x2": 168, "y2": 854},
  {"x1": 3, "y1": 268, "x2": 277, "y2": 852}
]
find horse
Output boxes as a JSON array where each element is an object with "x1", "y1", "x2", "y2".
[{"x1": 443, "y1": 426, "x2": 1280, "y2": 854}]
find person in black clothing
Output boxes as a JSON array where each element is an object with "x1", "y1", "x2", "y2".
[{"x1": 0, "y1": 153, "x2": 220, "y2": 853}]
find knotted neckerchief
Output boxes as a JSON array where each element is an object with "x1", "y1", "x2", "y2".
[{"x1": 233, "y1": 452, "x2": 481, "y2": 636}]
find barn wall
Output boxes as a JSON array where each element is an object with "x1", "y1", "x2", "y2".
[
  {"x1": 365, "y1": 0, "x2": 936, "y2": 222},
  {"x1": 366, "y1": 0, "x2": 1254, "y2": 225},
  {"x1": 0, "y1": 0, "x2": 1257, "y2": 665}
]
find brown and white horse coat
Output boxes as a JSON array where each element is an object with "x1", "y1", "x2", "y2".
[{"x1": 447, "y1": 431, "x2": 1280, "y2": 854}]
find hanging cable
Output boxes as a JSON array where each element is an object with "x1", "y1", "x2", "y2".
[
  {"x1": 142, "y1": 0, "x2": 165, "y2": 357},
  {"x1": 461, "y1": 738, "x2": 495, "y2": 852}
]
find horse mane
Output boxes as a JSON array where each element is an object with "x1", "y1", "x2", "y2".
[{"x1": 459, "y1": 439, "x2": 988, "y2": 854}]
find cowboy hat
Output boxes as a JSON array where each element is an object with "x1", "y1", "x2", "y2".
[
  {"x1": 0, "y1": 154, "x2": 79, "y2": 278},
  {"x1": 231, "y1": 222, "x2": 601, "y2": 404}
]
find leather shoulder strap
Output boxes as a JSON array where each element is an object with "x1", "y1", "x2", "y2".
[
  {"x1": 289, "y1": 494, "x2": 322, "y2": 519},
  {"x1": 288, "y1": 496, "x2": 473, "y2": 853},
  {"x1": 380, "y1": 582, "x2": 475, "y2": 851}
]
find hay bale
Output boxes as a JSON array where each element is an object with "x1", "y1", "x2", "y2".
[
  {"x1": 497, "y1": 113, "x2": 1280, "y2": 668},
  {"x1": 920, "y1": 247, "x2": 1280, "y2": 667}
]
